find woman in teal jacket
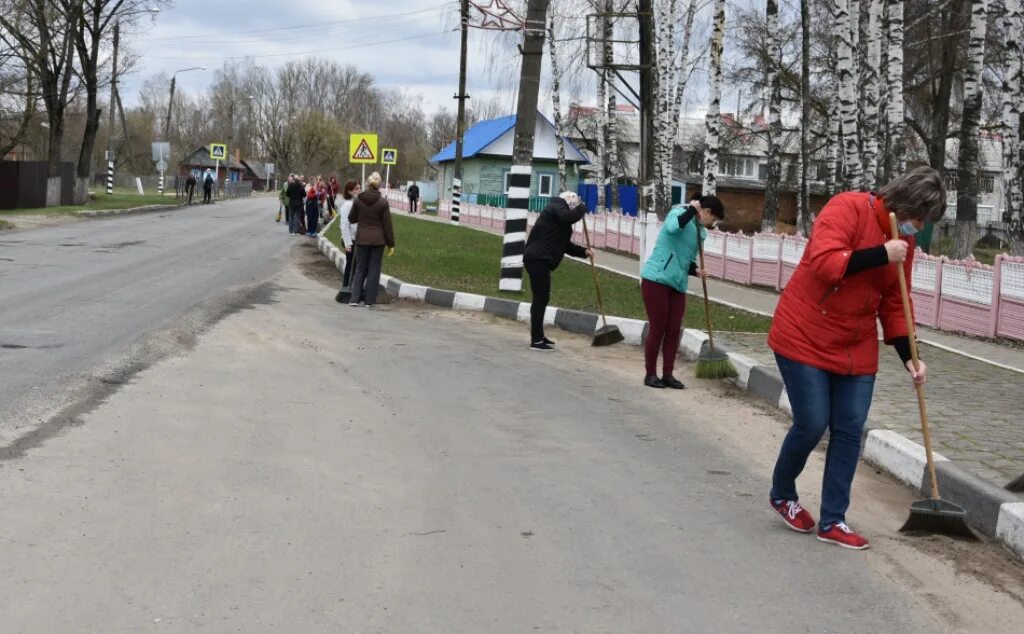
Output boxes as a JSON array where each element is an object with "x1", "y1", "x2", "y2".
[{"x1": 640, "y1": 195, "x2": 725, "y2": 388}]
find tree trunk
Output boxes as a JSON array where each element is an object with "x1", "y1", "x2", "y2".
[
  {"x1": 763, "y1": 0, "x2": 783, "y2": 233},
  {"x1": 836, "y1": 0, "x2": 862, "y2": 189},
  {"x1": 885, "y1": 0, "x2": 906, "y2": 181},
  {"x1": 927, "y1": 0, "x2": 966, "y2": 172},
  {"x1": 547, "y1": 15, "x2": 567, "y2": 192},
  {"x1": 826, "y1": 93, "x2": 840, "y2": 196},
  {"x1": 952, "y1": 0, "x2": 989, "y2": 260},
  {"x1": 603, "y1": 2, "x2": 620, "y2": 211},
  {"x1": 860, "y1": 0, "x2": 884, "y2": 190},
  {"x1": 703, "y1": 0, "x2": 727, "y2": 196},
  {"x1": 653, "y1": 0, "x2": 676, "y2": 213},
  {"x1": 1002, "y1": 0, "x2": 1024, "y2": 254},
  {"x1": 799, "y1": 0, "x2": 812, "y2": 235},
  {"x1": 665, "y1": 0, "x2": 697, "y2": 211},
  {"x1": 596, "y1": 58, "x2": 607, "y2": 211}
]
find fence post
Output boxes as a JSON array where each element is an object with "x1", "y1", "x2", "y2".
[{"x1": 991, "y1": 254, "x2": 1003, "y2": 338}]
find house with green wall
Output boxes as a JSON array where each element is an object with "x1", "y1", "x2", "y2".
[{"x1": 430, "y1": 113, "x2": 589, "y2": 209}]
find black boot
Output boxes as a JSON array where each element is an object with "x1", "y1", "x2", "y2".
[{"x1": 644, "y1": 375, "x2": 665, "y2": 388}]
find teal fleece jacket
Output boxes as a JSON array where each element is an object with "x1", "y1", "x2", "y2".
[{"x1": 640, "y1": 204, "x2": 706, "y2": 293}]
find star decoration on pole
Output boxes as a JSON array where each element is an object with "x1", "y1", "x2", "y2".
[{"x1": 469, "y1": 0, "x2": 524, "y2": 31}]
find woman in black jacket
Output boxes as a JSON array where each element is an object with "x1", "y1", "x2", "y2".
[{"x1": 523, "y1": 192, "x2": 592, "y2": 351}]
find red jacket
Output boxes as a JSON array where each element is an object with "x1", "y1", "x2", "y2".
[{"x1": 768, "y1": 192, "x2": 915, "y2": 375}]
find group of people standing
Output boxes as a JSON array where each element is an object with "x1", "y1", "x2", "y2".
[
  {"x1": 523, "y1": 166, "x2": 945, "y2": 551},
  {"x1": 183, "y1": 169, "x2": 216, "y2": 206},
  {"x1": 280, "y1": 174, "x2": 340, "y2": 236}
]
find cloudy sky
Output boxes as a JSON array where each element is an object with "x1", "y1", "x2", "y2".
[
  {"x1": 121, "y1": 0, "x2": 746, "y2": 120},
  {"x1": 120, "y1": 0, "x2": 528, "y2": 116}
]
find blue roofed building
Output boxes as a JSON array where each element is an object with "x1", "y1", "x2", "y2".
[{"x1": 430, "y1": 113, "x2": 589, "y2": 209}]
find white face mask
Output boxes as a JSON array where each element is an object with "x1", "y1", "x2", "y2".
[{"x1": 898, "y1": 221, "x2": 919, "y2": 236}]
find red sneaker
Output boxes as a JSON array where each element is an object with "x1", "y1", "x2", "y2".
[
  {"x1": 817, "y1": 522, "x2": 870, "y2": 550},
  {"x1": 770, "y1": 499, "x2": 816, "y2": 533}
]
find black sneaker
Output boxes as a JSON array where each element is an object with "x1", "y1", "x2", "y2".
[
  {"x1": 542, "y1": 337, "x2": 556, "y2": 346},
  {"x1": 662, "y1": 376, "x2": 685, "y2": 390},
  {"x1": 644, "y1": 375, "x2": 665, "y2": 388},
  {"x1": 530, "y1": 341, "x2": 555, "y2": 352}
]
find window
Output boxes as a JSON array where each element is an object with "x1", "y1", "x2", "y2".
[
  {"x1": 538, "y1": 173, "x2": 554, "y2": 196},
  {"x1": 503, "y1": 171, "x2": 511, "y2": 194},
  {"x1": 721, "y1": 157, "x2": 757, "y2": 179},
  {"x1": 758, "y1": 163, "x2": 768, "y2": 181},
  {"x1": 981, "y1": 176, "x2": 994, "y2": 194}
]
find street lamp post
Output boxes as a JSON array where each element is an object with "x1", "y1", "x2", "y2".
[{"x1": 162, "y1": 66, "x2": 205, "y2": 194}]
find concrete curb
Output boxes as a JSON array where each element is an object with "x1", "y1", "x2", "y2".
[
  {"x1": 78, "y1": 203, "x2": 182, "y2": 218},
  {"x1": 313, "y1": 232, "x2": 1024, "y2": 561}
]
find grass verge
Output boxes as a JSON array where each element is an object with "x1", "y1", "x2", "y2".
[
  {"x1": 326, "y1": 214, "x2": 772, "y2": 333},
  {"x1": 0, "y1": 189, "x2": 175, "y2": 217},
  {"x1": 0, "y1": 219, "x2": 14, "y2": 231}
]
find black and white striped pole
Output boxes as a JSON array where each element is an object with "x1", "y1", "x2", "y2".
[
  {"x1": 105, "y1": 23, "x2": 119, "y2": 196},
  {"x1": 499, "y1": 0, "x2": 551, "y2": 292},
  {"x1": 451, "y1": 0, "x2": 469, "y2": 224},
  {"x1": 106, "y1": 157, "x2": 114, "y2": 195}
]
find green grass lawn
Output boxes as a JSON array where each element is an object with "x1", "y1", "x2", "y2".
[
  {"x1": 0, "y1": 188, "x2": 175, "y2": 217},
  {"x1": 325, "y1": 215, "x2": 772, "y2": 333},
  {"x1": 0, "y1": 219, "x2": 14, "y2": 231}
]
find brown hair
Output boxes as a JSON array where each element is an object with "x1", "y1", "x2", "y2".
[
  {"x1": 342, "y1": 179, "x2": 359, "y2": 199},
  {"x1": 879, "y1": 166, "x2": 947, "y2": 222}
]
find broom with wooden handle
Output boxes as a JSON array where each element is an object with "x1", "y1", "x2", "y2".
[
  {"x1": 890, "y1": 212, "x2": 975, "y2": 539},
  {"x1": 694, "y1": 225, "x2": 737, "y2": 379}
]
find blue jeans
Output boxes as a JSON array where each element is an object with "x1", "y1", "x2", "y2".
[{"x1": 770, "y1": 353, "x2": 876, "y2": 528}]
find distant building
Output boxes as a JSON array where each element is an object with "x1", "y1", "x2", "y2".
[
  {"x1": 178, "y1": 147, "x2": 245, "y2": 182},
  {"x1": 430, "y1": 113, "x2": 589, "y2": 208},
  {"x1": 240, "y1": 159, "x2": 270, "y2": 192}
]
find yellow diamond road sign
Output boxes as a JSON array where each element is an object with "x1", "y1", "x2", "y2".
[
  {"x1": 381, "y1": 148, "x2": 398, "y2": 165},
  {"x1": 209, "y1": 143, "x2": 227, "y2": 160},
  {"x1": 349, "y1": 133, "x2": 378, "y2": 164}
]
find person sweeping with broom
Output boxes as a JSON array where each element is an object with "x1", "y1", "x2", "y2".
[
  {"x1": 523, "y1": 192, "x2": 592, "y2": 351},
  {"x1": 767, "y1": 166, "x2": 946, "y2": 550},
  {"x1": 640, "y1": 194, "x2": 725, "y2": 388}
]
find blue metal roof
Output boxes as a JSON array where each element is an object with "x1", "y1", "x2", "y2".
[{"x1": 430, "y1": 114, "x2": 516, "y2": 163}]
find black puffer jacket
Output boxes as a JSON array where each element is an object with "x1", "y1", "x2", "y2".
[{"x1": 523, "y1": 197, "x2": 588, "y2": 270}]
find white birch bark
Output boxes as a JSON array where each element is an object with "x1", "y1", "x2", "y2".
[
  {"x1": 703, "y1": 0, "x2": 727, "y2": 196},
  {"x1": 1002, "y1": 0, "x2": 1024, "y2": 254},
  {"x1": 826, "y1": 91, "x2": 840, "y2": 196},
  {"x1": 665, "y1": 0, "x2": 697, "y2": 204},
  {"x1": 653, "y1": 0, "x2": 676, "y2": 212},
  {"x1": 885, "y1": 0, "x2": 906, "y2": 180},
  {"x1": 603, "y1": 2, "x2": 620, "y2": 211},
  {"x1": 860, "y1": 0, "x2": 883, "y2": 190},
  {"x1": 762, "y1": 0, "x2": 783, "y2": 232},
  {"x1": 952, "y1": 0, "x2": 989, "y2": 260},
  {"x1": 547, "y1": 14, "x2": 567, "y2": 193},
  {"x1": 595, "y1": 7, "x2": 607, "y2": 212},
  {"x1": 836, "y1": 0, "x2": 862, "y2": 189}
]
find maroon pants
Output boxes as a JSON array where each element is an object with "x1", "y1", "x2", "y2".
[{"x1": 641, "y1": 279, "x2": 687, "y2": 377}]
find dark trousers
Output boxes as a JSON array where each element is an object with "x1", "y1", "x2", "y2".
[
  {"x1": 525, "y1": 259, "x2": 551, "y2": 343},
  {"x1": 306, "y1": 206, "x2": 319, "y2": 235},
  {"x1": 409, "y1": 197, "x2": 418, "y2": 214},
  {"x1": 202, "y1": 185, "x2": 212, "y2": 204},
  {"x1": 350, "y1": 245, "x2": 385, "y2": 305},
  {"x1": 342, "y1": 248, "x2": 355, "y2": 287},
  {"x1": 641, "y1": 279, "x2": 687, "y2": 377},
  {"x1": 289, "y1": 202, "x2": 304, "y2": 233},
  {"x1": 186, "y1": 184, "x2": 195, "y2": 205},
  {"x1": 771, "y1": 353, "x2": 876, "y2": 528}
]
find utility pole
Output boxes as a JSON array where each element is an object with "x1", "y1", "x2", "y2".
[
  {"x1": 105, "y1": 22, "x2": 119, "y2": 196},
  {"x1": 499, "y1": 0, "x2": 551, "y2": 292},
  {"x1": 452, "y1": 0, "x2": 470, "y2": 225},
  {"x1": 638, "y1": 0, "x2": 654, "y2": 225}
]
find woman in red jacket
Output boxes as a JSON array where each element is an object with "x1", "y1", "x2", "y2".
[{"x1": 767, "y1": 167, "x2": 945, "y2": 550}]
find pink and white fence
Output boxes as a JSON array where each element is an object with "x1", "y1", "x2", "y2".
[{"x1": 392, "y1": 194, "x2": 1024, "y2": 341}]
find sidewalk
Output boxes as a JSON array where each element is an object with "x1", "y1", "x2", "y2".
[{"x1": 393, "y1": 205, "x2": 1024, "y2": 489}]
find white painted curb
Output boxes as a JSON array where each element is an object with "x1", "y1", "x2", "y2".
[{"x1": 862, "y1": 429, "x2": 949, "y2": 489}]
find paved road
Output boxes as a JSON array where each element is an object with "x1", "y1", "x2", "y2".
[
  {"x1": 0, "y1": 198, "x2": 291, "y2": 444},
  {"x1": 2, "y1": 242, "x2": 1022, "y2": 631}
]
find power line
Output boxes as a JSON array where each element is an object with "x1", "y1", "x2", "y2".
[
  {"x1": 144, "y1": 3, "x2": 453, "y2": 43},
  {"x1": 143, "y1": 29, "x2": 455, "y2": 61}
]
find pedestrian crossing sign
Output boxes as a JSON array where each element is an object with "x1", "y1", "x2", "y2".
[
  {"x1": 349, "y1": 133, "x2": 378, "y2": 164},
  {"x1": 381, "y1": 148, "x2": 398, "y2": 165},
  {"x1": 209, "y1": 143, "x2": 227, "y2": 160}
]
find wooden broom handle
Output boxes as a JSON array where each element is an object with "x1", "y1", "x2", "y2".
[
  {"x1": 889, "y1": 212, "x2": 940, "y2": 500},
  {"x1": 580, "y1": 215, "x2": 608, "y2": 328},
  {"x1": 696, "y1": 232, "x2": 716, "y2": 352}
]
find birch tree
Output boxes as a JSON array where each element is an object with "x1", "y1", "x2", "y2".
[
  {"x1": 952, "y1": 0, "x2": 989, "y2": 259},
  {"x1": 1002, "y1": 0, "x2": 1024, "y2": 253},
  {"x1": 548, "y1": 14, "x2": 567, "y2": 191},
  {"x1": 665, "y1": 0, "x2": 697, "y2": 206},
  {"x1": 859, "y1": 0, "x2": 884, "y2": 190},
  {"x1": 884, "y1": 0, "x2": 906, "y2": 181},
  {"x1": 603, "y1": 1, "x2": 620, "y2": 211},
  {"x1": 798, "y1": 0, "x2": 812, "y2": 235},
  {"x1": 835, "y1": 0, "x2": 862, "y2": 189},
  {"x1": 703, "y1": 0, "x2": 727, "y2": 196},
  {"x1": 595, "y1": 18, "x2": 607, "y2": 212},
  {"x1": 762, "y1": 0, "x2": 783, "y2": 232},
  {"x1": 653, "y1": 0, "x2": 677, "y2": 212}
]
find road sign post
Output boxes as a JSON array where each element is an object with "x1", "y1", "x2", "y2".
[
  {"x1": 381, "y1": 148, "x2": 397, "y2": 191},
  {"x1": 209, "y1": 144, "x2": 226, "y2": 198},
  {"x1": 349, "y1": 133, "x2": 378, "y2": 187},
  {"x1": 152, "y1": 142, "x2": 170, "y2": 195}
]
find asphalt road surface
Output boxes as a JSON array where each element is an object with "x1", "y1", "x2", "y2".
[{"x1": 1, "y1": 206, "x2": 1023, "y2": 632}]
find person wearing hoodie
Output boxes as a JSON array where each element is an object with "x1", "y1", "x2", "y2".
[
  {"x1": 286, "y1": 175, "x2": 307, "y2": 235},
  {"x1": 202, "y1": 169, "x2": 215, "y2": 204},
  {"x1": 522, "y1": 192, "x2": 592, "y2": 351},
  {"x1": 338, "y1": 179, "x2": 360, "y2": 288},
  {"x1": 640, "y1": 194, "x2": 725, "y2": 389},
  {"x1": 347, "y1": 172, "x2": 395, "y2": 308}
]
